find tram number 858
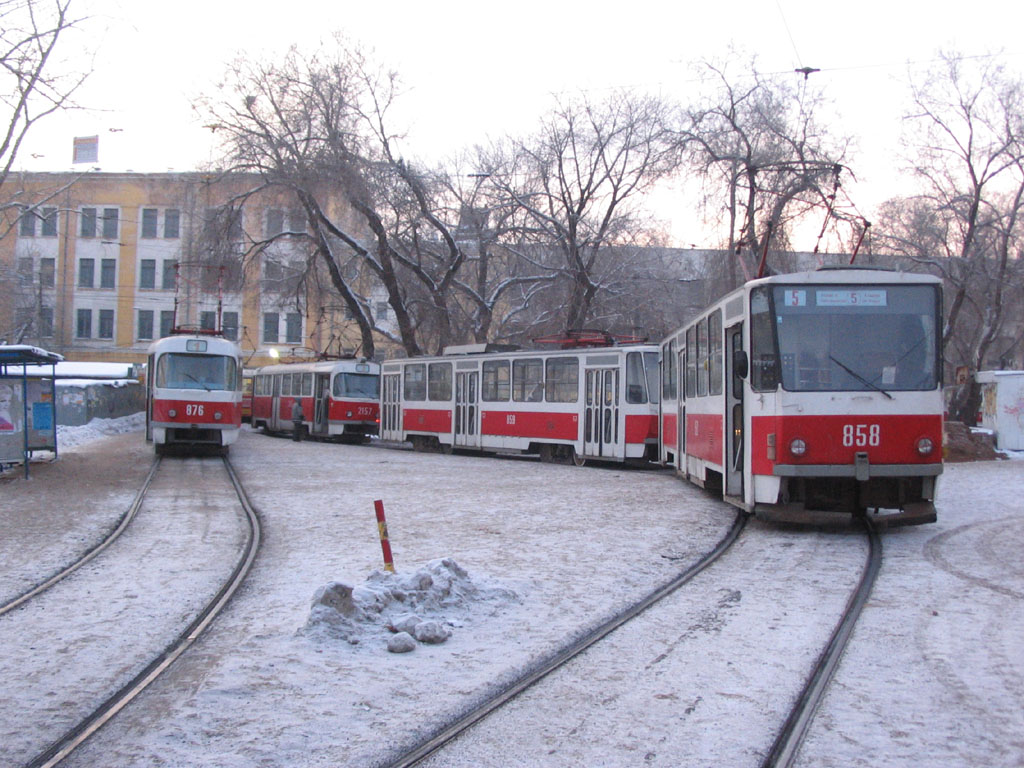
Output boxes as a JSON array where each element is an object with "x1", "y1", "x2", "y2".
[{"x1": 843, "y1": 423, "x2": 880, "y2": 447}]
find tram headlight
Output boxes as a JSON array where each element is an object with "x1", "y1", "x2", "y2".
[
  {"x1": 168, "y1": 408, "x2": 177, "y2": 418},
  {"x1": 346, "y1": 410, "x2": 353, "y2": 418},
  {"x1": 917, "y1": 437, "x2": 934, "y2": 456},
  {"x1": 789, "y1": 438, "x2": 807, "y2": 457},
  {"x1": 214, "y1": 411, "x2": 222, "y2": 421}
]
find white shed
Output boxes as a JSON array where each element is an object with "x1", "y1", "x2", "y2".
[{"x1": 976, "y1": 370, "x2": 1024, "y2": 450}]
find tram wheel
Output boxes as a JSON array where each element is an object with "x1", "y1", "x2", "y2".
[{"x1": 571, "y1": 450, "x2": 587, "y2": 467}]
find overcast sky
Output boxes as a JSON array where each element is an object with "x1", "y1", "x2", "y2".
[{"x1": 17, "y1": 0, "x2": 1024, "y2": 246}]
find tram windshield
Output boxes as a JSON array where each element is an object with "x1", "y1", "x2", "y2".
[
  {"x1": 156, "y1": 353, "x2": 237, "y2": 391},
  {"x1": 750, "y1": 283, "x2": 940, "y2": 393},
  {"x1": 333, "y1": 372, "x2": 380, "y2": 399}
]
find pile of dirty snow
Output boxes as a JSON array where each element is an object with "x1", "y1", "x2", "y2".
[
  {"x1": 55, "y1": 412, "x2": 146, "y2": 450},
  {"x1": 303, "y1": 557, "x2": 519, "y2": 653}
]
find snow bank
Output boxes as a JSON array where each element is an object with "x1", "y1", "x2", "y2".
[
  {"x1": 55, "y1": 412, "x2": 147, "y2": 450},
  {"x1": 303, "y1": 557, "x2": 519, "y2": 652}
]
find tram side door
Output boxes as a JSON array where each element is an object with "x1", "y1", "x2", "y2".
[
  {"x1": 725, "y1": 323, "x2": 745, "y2": 500},
  {"x1": 584, "y1": 367, "x2": 621, "y2": 459},
  {"x1": 380, "y1": 372, "x2": 402, "y2": 442},
  {"x1": 314, "y1": 374, "x2": 330, "y2": 436},
  {"x1": 145, "y1": 353, "x2": 154, "y2": 442},
  {"x1": 454, "y1": 369, "x2": 480, "y2": 448}
]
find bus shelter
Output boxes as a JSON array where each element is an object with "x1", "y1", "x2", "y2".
[{"x1": 0, "y1": 345, "x2": 63, "y2": 478}]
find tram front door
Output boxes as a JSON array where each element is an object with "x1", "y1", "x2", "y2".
[
  {"x1": 583, "y1": 367, "x2": 622, "y2": 460},
  {"x1": 380, "y1": 372, "x2": 402, "y2": 442},
  {"x1": 314, "y1": 374, "x2": 330, "y2": 435}
]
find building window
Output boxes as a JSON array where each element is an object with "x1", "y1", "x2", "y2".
[
  {"x1": 101, "y1": 208, "x2": 119, "y2": 240},
  {"x1": 285, "y1": 312, "x2": 302, "y2": 344},
  {"x1": 289, "y1": 209, "x2": 306, "y2": 233},
  {"x1": 40, "y1": 258, "x2": 55, "y2": 288},
  {"x1": 141, "y1": 208, "x2": 158, "y2": 238},
  {"x1": 222, "y1": 311, "x2": 239, "y2": 341},
  {"x1": 263, "y1": 312, "x2": 279, "y2": 343},
  {"x1": 78, "y1": 258, "x2": 94, "y2": 288},
  {"x1": 100, "y1": 258, "x2": 116, "y2": 289},
  {"x1": 200, "y1": 311, "x2": 216, "y2": 331},
  {"x1": 164, "y1": 209, "x2": 180, "y2": 238},
  {"x1": 266, "y1": 208, "x2": 284, "y2": 237},
  {"x1": 376, "y1": 301, "x2": 389, "y2": 319},
  {"x1": 41, "y1": 207, "x2": 57, "y2": 237},
  {"x1": 80, "y1": 207, "x2": 97, "y2": 238},
  {"x1": 162, "y1": 260, "x2": 177, "y2": 290},
  {"x1": 98, "y1": 309, "x2": 114, "y2": 339},
  {"x1": 39, "y1": 307, "x2": 54, "y2": 337},
  {"x1": 139, "y1": 259, "x2": 156, "y2": 289},
  {"x1": 19, "y1": 209, "x2": 35, "y2": 236},
  {"x1": 76, "y1": 308, "x2": 92, "y2": 338},
  {"x1": 17, "y1": 257, "x2": 33, "y2": 284},
  {"x1": 138, "y1": 310, "x2": 154, "y2": 340},
  {"x1": 160, "y1": 310, "x2": 175, "y2": 337}
]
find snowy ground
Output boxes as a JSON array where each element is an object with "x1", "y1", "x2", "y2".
[{"x1": 1, "y1": 419, "x2": 1022, "y2": 767}]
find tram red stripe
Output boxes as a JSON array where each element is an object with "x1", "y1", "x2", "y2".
[
  {"x1": 404, "y1": 408, "x2": 453, "y2": 433},
  {"x1": 152, "y1": 399, "x2": 241, "y2": 425},
  {"x1": 686, "y1": 413, "x2": 724, "y2": 465},
  {"x1": 750, "y1": 414, "x2": 943, "y2": 474},
  {"x1": 625, "y1": 414, "x2": 659, "y2": 443},
  {"x1": 480, "y1": 410, "x2": 578, "y2": 440}
]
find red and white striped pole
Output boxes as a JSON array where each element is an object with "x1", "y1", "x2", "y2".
[{"x1": 374, "y1": 499, "x2": 395, "y2": 573}]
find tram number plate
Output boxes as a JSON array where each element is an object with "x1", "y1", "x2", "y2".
[
  {"x1": 185, "y1": 404, "x2": 205, "y2": 417},
  {"x1": 842, "y1": 423, "x2": 880, "y2": 447},
  {"x1": 356, "y1": 406, "x2": 374, "y2": 417}
]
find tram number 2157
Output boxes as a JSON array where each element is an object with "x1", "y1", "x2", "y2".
[{"x1": 842, "y1": 423, "x2": 880, "y2": 447}]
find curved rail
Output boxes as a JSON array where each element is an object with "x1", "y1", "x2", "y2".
[
  {"x1": 25, "y1": 457, "x2": 262, "y2": 768},
  {"x1": 384, "y1": 510, "x2": 749, "y2": 768},
  {"x1": 0, "y1": 458, "x2": 162, "y2": 618},
  {"x1": 760, "y1": 517, "x2": 882, "y2": 768}
]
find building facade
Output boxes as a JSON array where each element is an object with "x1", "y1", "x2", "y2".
[{"x1": 1, "y1": 171, "x2": 382, "y2": 368}]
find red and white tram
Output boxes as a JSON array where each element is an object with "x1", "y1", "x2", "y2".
[
  {"x1": 251, "y1": 358, "x2": 380, "y2": 440},
  {"x1": 146, "y1": 332, "x2": 243, "y2": 454},
  {"x1": 659, "y1": 267, "x2": 943, "y2": 526},
  {"x1": 379, "y1": 340, "x2": 661, "y2": 464}
]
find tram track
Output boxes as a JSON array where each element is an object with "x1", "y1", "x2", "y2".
[
  {"x1": 3, "y1": 456, "x2": 262, "y2": 768},
  {"x1": 383, "y1": 509, "x2": 750, "y2": 768},
  {"x1": 760, "y1": 517, "x2": 882, "y2": 768},
  {"x1": 0, "y1": 460, "x2": 161, "y2": 619}
]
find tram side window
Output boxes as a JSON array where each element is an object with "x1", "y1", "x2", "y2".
[
  {"x1": 644, "y1": 351, "x2": 660, "y2": 404},
  {"x1": 685, "y1": 327, "x2": 697, "y2": 398},
  {"x1": 512, "y1": 358, "x2": 544, "y2": 402},
  {"x1": 404, "y1": 364, "x2": 426, "y2": 401},
  {"x1": 482, "y1": 360, "x2": 510, "y2": 401},
  {"x1": 697, "y1": 319, "x2": 709, "y2": 396},
  {"x1": 281, "y1": 374, "x2": 292, "y2": 397},
  {"x1": 750, "y1": 287, "x2": 779, "y2": 391},
  {"x1": 661, "y1": 340, "x2": 677, "y2": 400},
  {"x1": 545, "y1": 357, "x2": 579, "y2": 402},
  {"x1": 626, "y1": 352, "x2": 648, "y2": 403},
  {"x1": 709, "y1": 310, "x2": 723, "y2": 396},
  {"x1": 428, "y1": 362, "x2": 453, "y2": 401},
  {"x1": 301, "y1": 372, "x2": 313, "y2": 397}
]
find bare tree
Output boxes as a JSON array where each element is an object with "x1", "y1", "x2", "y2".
[
  {"x1": 482, "y1": 90, "x2": 682, "y2": 333},
  {"x1": 1, "y1": 0, "x2": 88, "y2": 214},
  {"x1": 206, "y1": 42, "x2": 536, "y2": 357},
  {"x1": 875, "y1": 52, "x2": 1024, "y2": 421},
  {"x1": 682, "y1": 57, "x2": 853, "y2": 290}
]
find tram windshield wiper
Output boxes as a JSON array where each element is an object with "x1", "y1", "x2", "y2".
[
  {"x1": 829, "y1": 355, "x2": 893, "y2": 399},
  {"x1": 185, "y1": 373, "x2": 212, "y2": 392}
]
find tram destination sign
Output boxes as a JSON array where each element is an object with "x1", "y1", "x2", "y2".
[{"x1": 815, "y1": 289, "x2": 887, "y2": 307}]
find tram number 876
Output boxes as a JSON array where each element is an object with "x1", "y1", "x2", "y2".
[
  {"x1": 843, "y1": 423, "x2": 880, "y2": 447},
  {"x1": 185, "y1": 404, "x2": 205, "y2": 417}
]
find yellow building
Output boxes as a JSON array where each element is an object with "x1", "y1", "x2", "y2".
[{"x1": 1, "y1": 171, "x2": 377, "y2": 368}]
